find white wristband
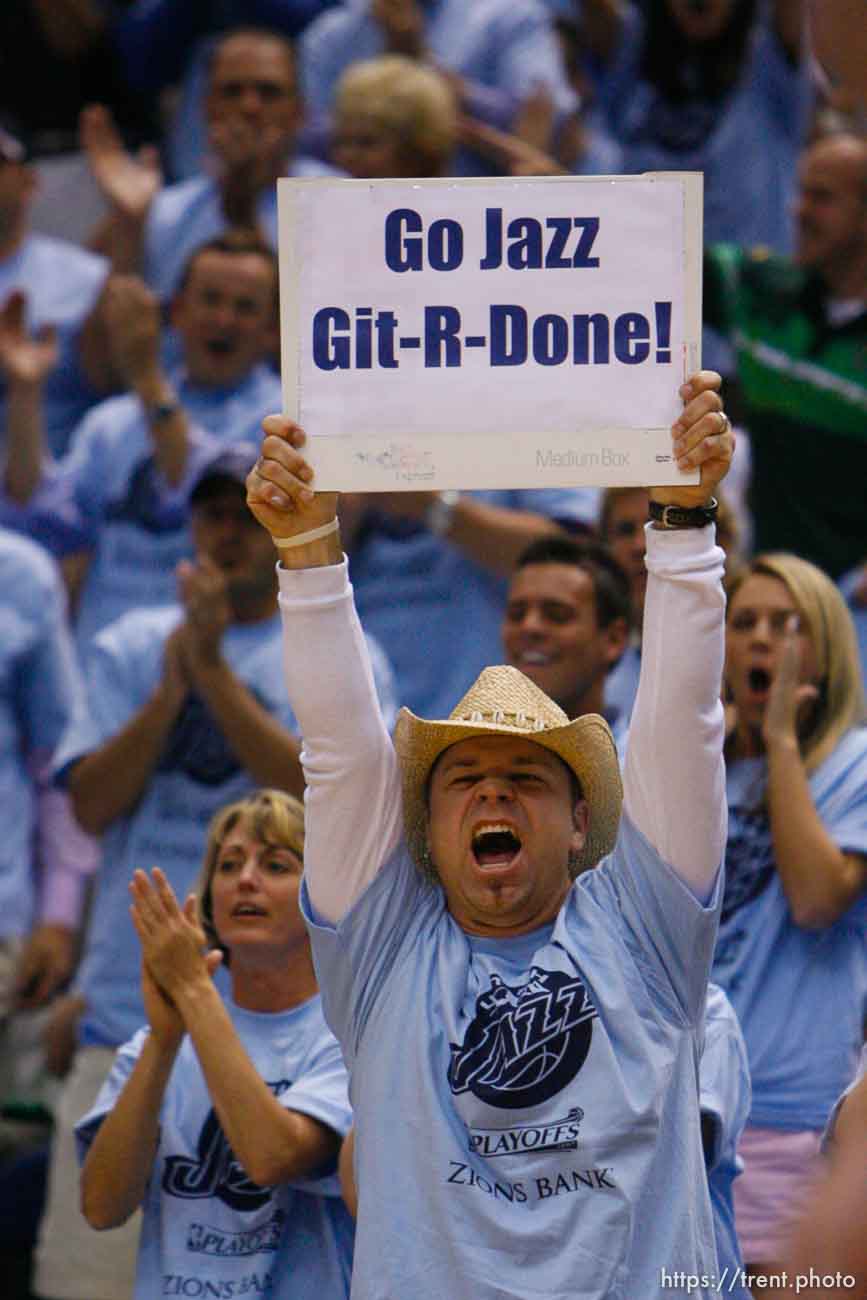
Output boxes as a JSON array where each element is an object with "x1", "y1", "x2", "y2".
[{"x1": 272, "y1": 518, "x2": 340, "y2": 550}]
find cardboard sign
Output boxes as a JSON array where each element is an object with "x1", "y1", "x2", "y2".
[{"x1": 278, "y1": 172, "x2": 702, "y2": 489}]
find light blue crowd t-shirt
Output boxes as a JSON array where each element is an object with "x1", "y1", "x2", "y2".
[
  {"x1": 302, "y1": 813, "x2": 721, "y2": 1299},
  {"x1": 0, "y1": 234, "x2": 107, "y2": 458},
  {"x1": 54, "y1": 605, "x2": 296, "y2": 1049},
  {"x1": 712, "y1": 730, "x2": 867, "y2": 1132},
  {"x1": 822, "y1": 1044, "x2": 867, "y2": 1151},
  {"x1": 55, "y1": 363, "x2": 281, "y2": 650},
  {"x1": 53, "y1": 601, "x2": 397, "y2": 1051},
  {"x1": 0, "y1": 530, "x2": 83, "y2": 938},
  {"x1": 299, "y1": 0, "x2": 577, "y2": 133},
  {"x1": 143, "y1": 162, "x2": 334, "y2": 304},
  {"x1": 607, "y1": 729, "x2": 748, "y2": 1289},
  {"x1": 594, "y1": 5, "x2": 811, "y2": 255},
  {"x1": 701, "y1": 983, "x2": 752, "y2": 1299},
  {"x1": 76, "y1": 995, "x2": 355, "y2": 1300},
  {"x1": 604, "y1": 642, "x2": 641, "y2": 727},
  {"x1": 351, "y1": 487, "x2": 599, "y2": 717},
  {"x1": 0, "y1": 461, "x2": 89, "y2": 559}
]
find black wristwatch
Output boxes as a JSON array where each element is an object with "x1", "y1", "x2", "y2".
[{"x1": 647, "y1": 497, "x2": 719, "y2": 529}]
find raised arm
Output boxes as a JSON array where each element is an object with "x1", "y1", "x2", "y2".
[
  {"x1": 0, "y1": 290, "x2": 57, "y2": 504},
  {"x1": 68, "y1": 627, "x2": 190, "y2": 834},
  {"x1": 100, "y1": 275, "x2": 192, "y2": 486},
  {"x1": 623, "y1": 373, "x2": 733, "y2": 899},
  {"x1": 246, "y1": 421, "x2": 403, "y2": 924}
]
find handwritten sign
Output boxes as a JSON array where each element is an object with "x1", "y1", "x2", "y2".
[{"x1": 278, "y1": 173, "x2": 702, "y2": 489}]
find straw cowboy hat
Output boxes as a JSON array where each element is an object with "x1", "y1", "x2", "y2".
[{"x1": 393, "y1": 664, "x2": 623, "y2": 875}]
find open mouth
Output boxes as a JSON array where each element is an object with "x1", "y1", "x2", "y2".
[
  {"x1": 748, "y1": 667, "x2": 771, "y2": 694},
  {"x1": 231, "y1": 904, "x2": 267, "y2": 917},
  {"x1": 205, "y1": 338, "x2": 235, "y2": 357},
  {"x1": 471, "y1": 824, "x2": 523, "y2": 869},
  {"x1": 516, "y1": 649, "x2": 552, "y2": 666}
]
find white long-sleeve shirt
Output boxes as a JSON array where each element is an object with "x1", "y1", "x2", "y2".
[{"x1": 278, "y1": 522, "x2": 727, "y2": 922}]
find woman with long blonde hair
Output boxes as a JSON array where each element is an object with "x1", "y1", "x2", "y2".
[{"x1": 714, "y1": 552, "x2": 867, "y2": 1291}]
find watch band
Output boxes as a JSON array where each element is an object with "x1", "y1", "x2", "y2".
[{"x1": 647, "y1": 497, "x2": 719, "y2": 529}]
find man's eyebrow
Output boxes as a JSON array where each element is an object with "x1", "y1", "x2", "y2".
[{"x1": 441, "y1": 752, "x2": 552, "y2": 773}]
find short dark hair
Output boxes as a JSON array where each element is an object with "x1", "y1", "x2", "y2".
[
  {"x1": 176, "y1": 229, "x2": 278, "y2": 302},
  {"x1": 205, "y1": 26, "x2": 297, "y2": 88},
  {"x1": 513, "y1": 536, "x2": 631, "y2": 631}
]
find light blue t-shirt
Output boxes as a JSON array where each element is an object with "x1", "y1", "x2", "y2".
[
  {"x1": 351, "y1": 487, "x2": 599, "y2": 717},
  {"x1": 604, "y1": 642, "x2": 641, "y2": 727},
  {"x1": 54, "y1": 605, "x2": 296, "y2": 1048},
  {"x1": 0, "y1": 530, "x2": 83, "y2": 938},
  {"x1": 75, "y1": 995, "x2": 354, "y2": 1300},
  {"x1": 594, "y1": 5, "x2": 811, "y2": 254},
  {"x1": 300, "y1": 0, "x2": 577, "y2": 139},
  {"x1": 0, "y1": 234, "x2": 107, "y2": 458},
  {"x1": 54, "y1": 364, "x2": 281, "y2": 651},
  {"x1": 54, "y1": 600, "x2": 396, "y2": 1050},
  {"x1": 712, "y1": 731, "x2": 867, "y2": 1131},
  {"x1": 0, "y1": 461, "x2": 89, "y2": 559},
  {"x1": 143, "y1": 163, "x2": 333, "y2": 303},
  {"x1": 302, "y1": 813, "x2": 721, "y2": 1299},
  {"x1": 822, "y1": 1043, "x2": 867, "y2": 1151},
  {"x1": 701, "y1": 983, "x2": 751, "y2": 1300}
]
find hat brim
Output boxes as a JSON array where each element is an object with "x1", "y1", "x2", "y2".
[{"x1": 393, "y1": 709, "x2": 622, "y2": 875}]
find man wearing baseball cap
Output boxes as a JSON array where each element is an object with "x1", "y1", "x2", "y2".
[{"x1": 247, "y1": 370, "x2": 734, "y2": 1299}]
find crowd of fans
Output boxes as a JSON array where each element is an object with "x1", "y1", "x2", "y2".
[{"x1": 0, "y1": 1, "x2": 865, "y2": 1298}]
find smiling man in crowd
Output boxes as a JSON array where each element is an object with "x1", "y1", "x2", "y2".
[
  {"x1": 501, "y1": 534, "x2": 631, "y2": 746},
  {"x1": 2, "y1": 231, "x2": 281, "y2": 650}
]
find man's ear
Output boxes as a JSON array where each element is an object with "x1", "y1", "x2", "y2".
[
  {"x1": 571, "y1": 799, "x2": 590, "y2": 852},
  {"x1": 604, "y1": 617, "x2": 629, "y2": 670}
]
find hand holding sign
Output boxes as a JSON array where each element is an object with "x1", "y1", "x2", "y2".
[
  {"x1": 278, "y1": 173, "x2": 703, "y2": 490},
  {"x1": 249, "y1": 372, "x2": 730, "y2": 545}
]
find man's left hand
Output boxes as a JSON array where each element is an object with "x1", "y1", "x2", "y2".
[{"x1": 651, "y1": 371, "x2": 734, "y2": 509}]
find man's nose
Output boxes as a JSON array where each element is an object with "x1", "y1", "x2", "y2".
[
  {"x1": 516, "y1": 608, "x2": 546, "y2": 635},
  {"x1": 238, "y1": 85, "x2": 265, "y2": 114},
  {"x1": 475, "y1": 776, "x2": 515, "y2": 801}
]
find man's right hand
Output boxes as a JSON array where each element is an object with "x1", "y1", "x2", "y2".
[
  {"x1": 101, "y1": 275, "x2": 162, "y2": 388},
  {"x1": 247, "y1": 417, "x2": 338, "y2": 541},
  {"x1": 80, "y1": 103, "x2": 162, "y2": 222},
  {"x1": 0, "y1": 291, "x2": 58, "y2": 388}
]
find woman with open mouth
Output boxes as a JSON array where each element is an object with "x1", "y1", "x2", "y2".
[
  {"x1": 75, "y1": 789, "x2": 355, "y2": 1300},
  {"x1": 714, "y1": 552, "x2": 867, "y2": 1294}
]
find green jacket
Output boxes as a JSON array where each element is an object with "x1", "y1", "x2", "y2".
[{"x1": 705, "y1": 244, "x2": 867, "y2": 578}]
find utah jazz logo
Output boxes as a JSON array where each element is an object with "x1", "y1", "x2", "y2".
[
  {"x1": 721, "y1": 807, "x2": 776, "y2": 925},
  {"x1": 449, "y1": 968, "x2": 597, "y2": 1110},
  {"x1": 163, "y1": 1109, "x2": 270, "y2": 1211},
  {"x1": 163, "y1": 1081, "x2": 289, "y2": 1211}
]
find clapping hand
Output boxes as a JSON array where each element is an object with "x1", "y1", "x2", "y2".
[{"x1": 762, "y1": 615, "x2": 819, "y2": 751}]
